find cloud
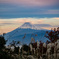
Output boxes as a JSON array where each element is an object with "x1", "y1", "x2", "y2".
[
  {"x1": 0, "y1": 17, "x2": 59, "y2": 25},
  {"x1": 0, "y1": 4, "x2": 59, "y2": 18},
  {"x1": 42, "y1": 10, "x2": 59, "y2": 14},
  {"x1": 25, "y1": 10, "x2": 59, "y2": 14},
  {"x1": 53, "y1": 17, "x2": 59, "y2": 20},
  {"x1": 0, "y1": 17, "x2": 59, "y2": 34},
  {"x1": 0, "y1": 0, "x2": 59, "y2": 18},
  {"x1": 0, "y1": 0, "x2": 59, "y2": 7},
  {"x1": 34, "y1": 24, "x2": 51, "y2": 27},
  {"x1": 0, "y1": 18, "x2": 43, "y2": 26}
]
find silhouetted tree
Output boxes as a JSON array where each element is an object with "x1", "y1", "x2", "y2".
[
  {"x1": 10, "y1": 40, "x2": 20, "y2": 54},
  {"x1": 45, "y1": 27, "x2": 59, "y2": 43},
  {"x1": 14, "y1": 46, "x2": 19, "y2": 54},
  {"x1": 10, "y1": 40, "x2": 20, "y2": 47},
  {"x1": 22, "y1": 44, "x2": 30, "y2": 52},
  {"x1": 0, "y1": 36, "x2": 13, "y2": 59},
  {"x1": 0, "y1": 36, "x2": 6, "y2": 51}
]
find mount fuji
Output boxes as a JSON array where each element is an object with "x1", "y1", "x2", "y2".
[
  {"x1": 4, "y1": 22, "x2": 49, "y2": 45},
  {"x1": 20, "y1": 22, "x2": 51, "y2": 30},
  {"x1": 20, "y1": 22, "x2": 39, "y2": 29}
]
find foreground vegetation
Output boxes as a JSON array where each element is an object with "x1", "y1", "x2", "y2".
[{"x1": 0, "y1": 27, "x2": 59, "y2": 59}]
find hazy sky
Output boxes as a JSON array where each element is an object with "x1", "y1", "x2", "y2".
[{"x1": 0, "y1": 0, "x2": 59, "y2": 34}]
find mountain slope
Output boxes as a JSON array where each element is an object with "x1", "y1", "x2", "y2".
[
  {"x1": 4, "y1": 28, "x2": 49, "y2": 45},
  {"x1": 4, "y1": 22, "x2": 50, "y2": 45}
]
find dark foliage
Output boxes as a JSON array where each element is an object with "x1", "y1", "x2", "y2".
[
  {"x1": 14, "y1": 47, "x2": 19, "y2": 54},
  {"x1": 22, "y1": 44, "x2": 30, "y2": 52},
  {"x1": 45, "y1": 27, "x2": 59, "y2": 42},
  {"x1": 0, "y1": 36, "x2": 13, "y2": 59},
  {"x1": 0, "y1": 36, "x2": 6, "y2": 50}
]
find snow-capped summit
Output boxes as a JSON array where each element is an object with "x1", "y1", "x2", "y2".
[
  {"x1": 19, "y1": 22, "x2": 51, "y2": 30},
  {"x1": 20, "y1": 22, "x2": 36, "y2": 29}
]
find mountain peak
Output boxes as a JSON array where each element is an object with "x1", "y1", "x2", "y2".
[
  {"x1": 19, "y1": 22, "x2": 49, "y2": 30},
  {"x1": 20, "y1": 22, "x2": 35, "y2": 29},
  {"x1": 23, "y1": 22, "x2": 32, "y2": 27},
  {"x1": 24, "y1": 22, "x2": 31, "y2": 25}
]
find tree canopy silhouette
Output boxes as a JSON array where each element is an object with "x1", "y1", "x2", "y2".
[
  {"x1": 0, "y1": 36, "x2": 6, "y2": 51},
  {"x1": 0, "y1": 36, "x2": 13, "y2": 59},
  {"x1": 45, "y1": 27, "x2": 59, "y2": 42}
]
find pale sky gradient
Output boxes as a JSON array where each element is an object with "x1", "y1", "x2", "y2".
[{"x1": 0, "y1": 0, "x2": 59, "y2": 34}]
